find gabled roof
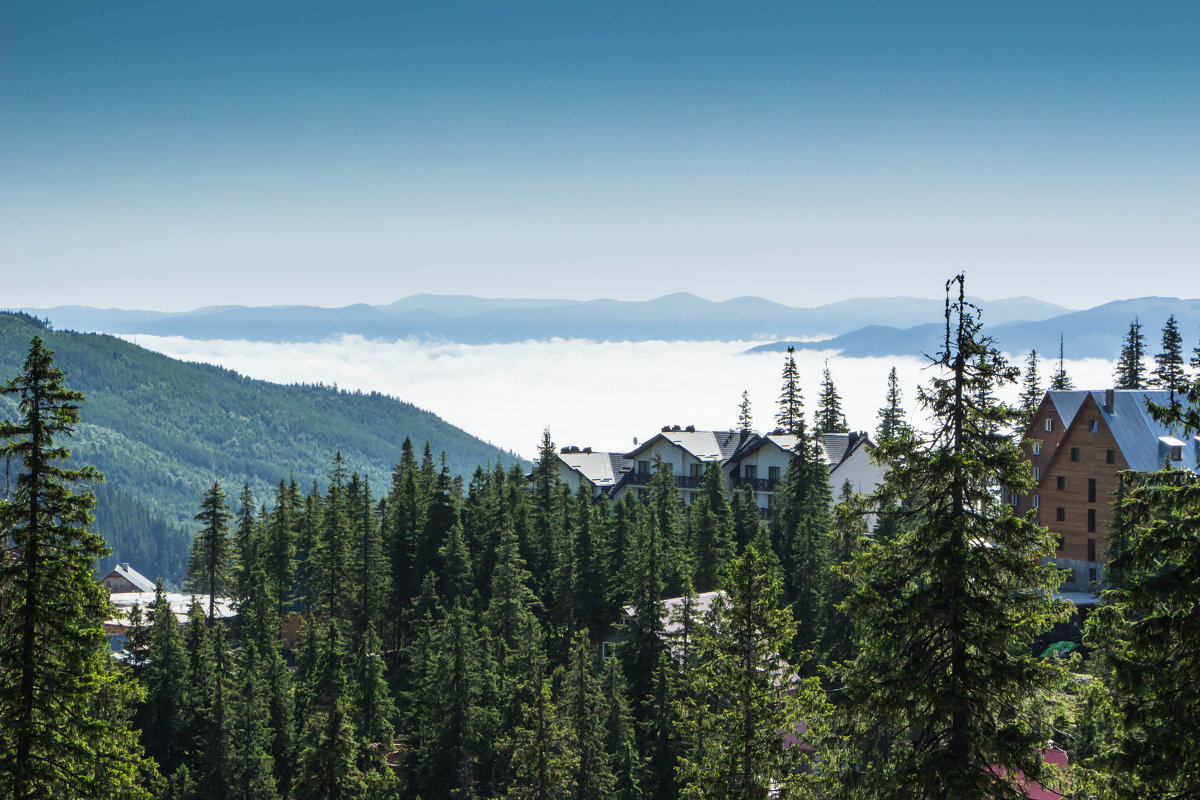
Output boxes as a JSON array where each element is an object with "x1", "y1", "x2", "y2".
[
  {"x1": 822, "y1": 431, "x2": 872, "y2": 472},
  {"x1": 1046, "y1": 390, "x2": 1199, "y2": 472},
  {"x1": 107, "y1": 562, "x2": 156, "y2": 593},
  {"x1": 556, "y1": 448, "x2": 632, "y2": 488},
  {"x1": 625, "y1": 428, "x2": 757, "y2": 463}
]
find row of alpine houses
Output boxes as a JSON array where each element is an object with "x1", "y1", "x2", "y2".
[{"x1": 551, "y1": 424, "x2": 887, "y2": 516}]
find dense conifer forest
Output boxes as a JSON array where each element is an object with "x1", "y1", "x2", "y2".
[
  {"x1": 3, "y1": 285, "x2": 1200, "y2": 798},
  {"x1": 0, "y1": 311, "x2": 521, "y2": 584}
]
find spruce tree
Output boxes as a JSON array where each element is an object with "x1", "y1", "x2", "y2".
[
  {"x1": 233, "y1": 483, "x2": 258, "y2": 602},
  {"x1": 876, "y1": 365, "x2": 908, "y2": 441},
  {"x1": 674, "y1": 545, "x2": 808, "y2": 799},
  {"x1": 1085, "y1": 449, "x2": 1200, "y2": 794},
  {"x1": 312, "y1": 453, "x2": 353, "y2": 620},
  {"x1": 689, "y1": 462, "x2": 734, "y2": 592},
  {"x1": 561, "y1": 631, "x2": 614, "y2": 800},
  {"x1": 141, "y1": 581, "x2": 189, "y2": 774},
  {"x1": 263, "y1": 478, "x2": 297, "y2": 617},
  {"x1": 814, "y1": 360, "x2": 849, "y2": 434},
  {"x1": 1018, "y1": 349, "x2": 1042, "y2": 428},
  {"x1": 599, "y1": 658, "x2": 643, "y2": 800},
  {"x1": 1150, "y1": 313, "x2": 1188, "y2": 395},
  {"x1": 737, "y1": 389, "x2": 753, "y2": 432},
  {"x1": 228, "y1": 641, "x2": 279, "y2": 800},
  {"x1": 1114, "y1": 317, "x2": 1147, "y2": 390},
  {"x1": 0, "y1": 336, "x2": 154, "y2": 800},
  {"x1": 810, "y1": 277, "x2": 1069, "y2": 799},
  {"x1": 776, "y1": 346, "x2": 804, "y2": 434},
  {"x1": 1048, "y1": 334, "x2": 1074, "y2": 390},
  {"x1": 189, "y1": 481, "x2": 235, "y2": 622}
]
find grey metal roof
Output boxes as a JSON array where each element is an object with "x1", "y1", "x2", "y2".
[
  {"x1": 109, "y1": 563, "x2": 156, "y2": 593},
  {"x1": 1048, "y1": 389, "x2": 1199, "y2": 473},
  {"x1": 626, "y1": 429, "x2": 738, "y2": 462},
  {"x1": 556, "y1": 449, "x2": 632, "y2": 487}
]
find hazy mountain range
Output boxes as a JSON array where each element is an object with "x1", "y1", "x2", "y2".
[
  {"x1": 19, "y1": 293, "x2": 1200, "y2": 360},
  {"x1": 21, "y1": 293, "x2": 1070, "y2": 346}
]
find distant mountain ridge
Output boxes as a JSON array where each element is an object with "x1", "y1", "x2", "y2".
[
  {"x1": 0, "y1": 312, "x2": 522, "y2": 583},
  {"x1": 747, "y1": 297, "x2": 1200, "y2": 360},
  {"x1": 19, "y1": 293, "x2": 1072, "y2": 344}
]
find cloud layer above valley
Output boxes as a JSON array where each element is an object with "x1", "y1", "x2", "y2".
[{"x1": 122, "y1": 335, "x2": 1118, "y2": 461}]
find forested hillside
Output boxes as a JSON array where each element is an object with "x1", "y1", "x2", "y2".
[{"x1": 0, "y1": 311, "x2": 521, "y2": 583}]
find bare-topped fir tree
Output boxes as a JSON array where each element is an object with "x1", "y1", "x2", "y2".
[{"x1": 807, "y1": 276, "x2": 1069, "y2": 800}]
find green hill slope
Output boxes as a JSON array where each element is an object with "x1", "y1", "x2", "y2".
[{"x1": 0, "y1": 311, "x2": 522, "y2": 584}]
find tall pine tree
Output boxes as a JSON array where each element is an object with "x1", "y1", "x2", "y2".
[
  {"x1": 810, "y1": 277, "x2": 1069, "y2": 799},
  {"x1": 0, "y1": 337, "x2": 155, "y2": 800},
  {"x1": 1114, "y1": 317, "x2": 1147, "y2": 390},
  {"x1": 814, "y1": 360, "x2": 849, "y2": 435}
]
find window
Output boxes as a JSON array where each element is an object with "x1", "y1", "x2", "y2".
[
  {"x1": 637, "y1": 460, "x2": 649, "y2": 475},
  {"x1": 1045, "y1": 419, "x2": 1054, "y2": 432},
  {"x1": 1056, "y1": 476, "x2": 1065, "y2": 491},
  {"x1": 1033, "y1": 495, "x2": 1040, "y2": 508},
  {"x1": 1087, "y1": 538, "x2": 1096, "y2": 562},
  {"x1": 1087, "y1": 508, "x2": 1096, "y2": 532},
  {"x1": 1032, "y1": 440, "x2": 1042, "y2": 455},
  {"x1": 689, "y1": 462, "x2": 703, "y2": 477},
  {"x1": 1089, "y1": 419, "x2": 1099, "y2": 433},
  {"x1": 1056, "y1": 507, "x2": 1065, "y2": 522},
  {"x1": 744, "y1": 464, "x2": 757, "y2": 480},
  {"x1": 1056, "y1": 533, "x2": 1065, "y2": 551},
  {"x1": 1088, "y1": 479, "x2": 1096, "y2": 503},
  {"x1": 1106, "y1": 449, "x2": 1116, "y2": 464},
  {"x1": 768, "y1": 466, "x2": 781, "y2": 481},
  {"x1": 1070, "y1": 447, "x2": 1080, "y2": 462},
  {"x1": 1034, "y1": 467, "x2": 1041, "y2": 480},
  {"x1": 1089, "y1": 567, "x2": 1098, "y2": 585},
  {"x1": 1172, "y1": 446, "x2": 1183, "y2": 462},
  {"x1": 601, "y1": 641, "x2": 618, "y2": 660}
]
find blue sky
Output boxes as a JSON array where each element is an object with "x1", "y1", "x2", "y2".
[{"x1": 3, "y1": 1, "x2": 1198, "y2": 310}]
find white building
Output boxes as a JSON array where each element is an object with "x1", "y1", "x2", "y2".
[{"x1": 546, "y1": 425, "x2": 887, "y2": 518}]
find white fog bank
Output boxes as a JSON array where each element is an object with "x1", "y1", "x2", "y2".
[{"x1": 120, "y1": 335, "x2": 1118, "y2": 460}]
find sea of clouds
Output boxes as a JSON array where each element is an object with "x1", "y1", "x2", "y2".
[{"x1": 120, "y1": 335, "x2": 1117, "y2": 460}]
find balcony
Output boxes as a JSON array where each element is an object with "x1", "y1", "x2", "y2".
[{"x1": 730, "y1": 476, "x2": 780, "y2": 492}]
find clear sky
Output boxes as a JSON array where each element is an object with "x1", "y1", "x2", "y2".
[{"x1": 3, "y1": 1, "x2": 1198, "y2": 310}]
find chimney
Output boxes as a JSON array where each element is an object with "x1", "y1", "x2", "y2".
[
  {"x1": 120, "y1": 562, "x2": 129, "y2": 571},
  {"x1": 1105, "y1": 388, "x2": 1115, "y2": 414}
]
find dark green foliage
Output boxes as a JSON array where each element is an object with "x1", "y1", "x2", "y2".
[
  {"x1": 599, "y1": 658, "x2": 643, "y2": 800},
  {"x1": 141, "y1": 582, "x2": 189, "y2": 773},
  {"x1": 0, "y1": 336, "x2": 155, "y2": 800},
  {"x1": 814, "y1": 360, "x2": 849, "y2": 435},
  {"x1": 233, "y1": 483, "x2": 258, "y2": 602},
  {"x1": 776, "y1": 346, "x2": 803, "y2": 434},
  {"x1": 772, "y1": 415, "x2": 833, "y2": 662},
  {"x1": 811, "y1": 277, "x2": 1069, "y2": 799},
  {"x1": 689, "y1": 462, "x2": 734, "y2": 592},
  {"x1": 561, "y1": 631, "x2": 615, "y2": 800},
  {"x1": 1086, "y1": 467, "x2": 1200, "y2": 797},
  {"x1": 820, "y1": 481, "x2": 866, "y2": 668},
  {"x1": 188, "y1": 481, "x2": 235, "y2": 622},
  {"x1": 1018, "y1": 349, "x2": 1042, "y2": 428},
  {"x1": 675, "y1": 545, "x2": 809, "y2": 799},
  {"x1": 1114, "y1": 317, "x2": 1147, "y2": 390},
  {"x1": 1150, "y1": 313, "x2": 1188, "y2": 395},
  {"x1": 876, "y1": 365, "x2": 908, "y2": 441},
  {"x1": 0, "y1": 312, "x2": 521, "y2": 580},
  {"x1": 737, "y1": 389, "x2": 753, "y2": 432},
  {"x1": 1049, "y1": 333, "x2": 1074, "y2": 390}
]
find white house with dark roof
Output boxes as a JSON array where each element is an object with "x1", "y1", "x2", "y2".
[
  {"x1": 553, "y1": 446, "x2": 633, "y2": 497},
  {"x1": 618, "y1": 426, "x2": 758, "y2": 503}
]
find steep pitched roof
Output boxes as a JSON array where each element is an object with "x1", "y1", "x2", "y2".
[
  {"x1": 1047, "y1": 390, "x2": 1199, "y2": 473},
  {"x1": 556, "y1": 448, "x2": 632, "y2": 488},
  {"x1": 625, "y1": 428, "x2": 756, "y2": 463},
  {"x1": 107, "y1": 562, "x2": 155, "y2": 593}
]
